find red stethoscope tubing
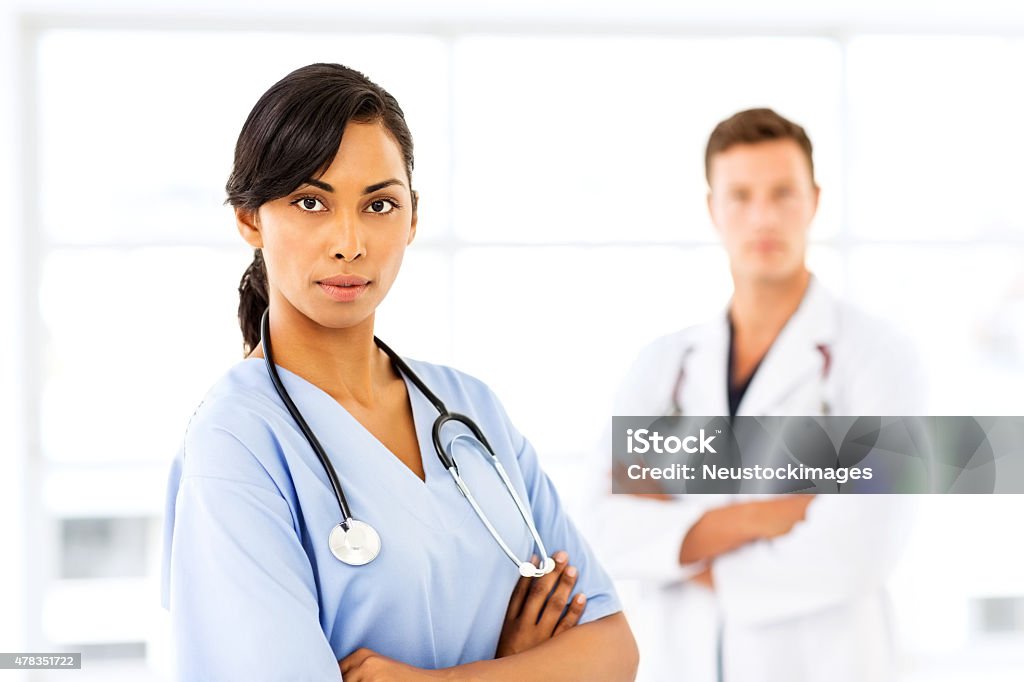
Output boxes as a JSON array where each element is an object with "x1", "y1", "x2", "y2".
[{"x1": 669, "y1": 344, "x2": 833, "y2": 416}]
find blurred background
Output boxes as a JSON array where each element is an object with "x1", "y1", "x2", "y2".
[{"x1": 1, "y1": 0, "x2": 1023, "y2": 680}]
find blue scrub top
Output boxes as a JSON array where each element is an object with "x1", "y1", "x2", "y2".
[{"x1": 161, "y1": 357, "x2": 621, "y2": 680}]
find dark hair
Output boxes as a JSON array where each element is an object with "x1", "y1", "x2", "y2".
[
  {"x1": 704, "y1": 108, "x2": 814, "y2": 185},
  {"x1": 226, "y1": 63, "x2": 416, "y2": 355}
]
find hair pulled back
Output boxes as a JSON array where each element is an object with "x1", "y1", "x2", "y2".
[{"x1": 226, "y1": 63, "x2": 415, "y2": 355}]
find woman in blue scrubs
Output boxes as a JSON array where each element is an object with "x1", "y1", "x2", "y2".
[{"x1": 160, "y1": 63, "x2": 638, "y2": 681}]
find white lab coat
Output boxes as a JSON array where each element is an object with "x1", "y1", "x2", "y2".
[{"x1": 587, "y1": 275, "x2": 925, "y2": 682}]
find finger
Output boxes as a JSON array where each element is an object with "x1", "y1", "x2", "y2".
[
  {"x1": 519, "y1": 550, "x2": 568, "y2": 625},
  {"x1": 690, "y1": 566, "x2": 713, "y2": 588},
  {"x1": 538, "y1": 562, "x2": 578, "y2": 634},
  {"x1": 338, "y1": 659, "x2": 360, "y2": 682},
  {"x1": 503, "y1": 555, "x2": 537, "y2": 622},
  {"x1": 339, "y1": 647, "x2": 373, "y2": 675},
  {"x1": 626, "y1": 491, "x2": 674, "y2": 501},
  {"x1": 553, "y1": 593, "x2": 587, "y2": 636}
]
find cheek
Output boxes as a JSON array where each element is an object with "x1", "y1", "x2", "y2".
[
  {"x1": 380, "y1": 237, "x2": 409, "y2": 276},
  {"x1": 260, "y1": 219, "x2": 320, "y2": 286},
  {"x1": 277, "y1": 231, "x2": 318, "y2": 264},
  {"x1": 371, "y1": 222, "x2": 411, "y2": 256},
  {"x1": 718, "y1": 220, "x2": 747, "y2": 249},
  {"x1": 786, "y1": 200, "x2": 815, "y2": 225}
]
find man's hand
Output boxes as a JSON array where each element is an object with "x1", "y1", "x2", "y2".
[
  {"x1": 680, "y1": 494, "x2": 817, "y2": 565},
  {"x1": 754, "y1": 495, "x2": 816, "y2": 540},
  {"x1": 690, "y1": 565, "x2": 714, "y2": 590},
  {"x1": 495, "y1": 551, "x2": 587, "y2": 657}
]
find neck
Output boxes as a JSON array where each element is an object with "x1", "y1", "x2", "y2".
[
  {"x1": 251, "y1": 290, "x2": 393, "y2": 407},
  {"x1": 729, "y1": 267, "x2": 811, "y2": 342}
]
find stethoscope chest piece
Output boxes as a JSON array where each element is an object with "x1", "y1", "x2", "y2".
[
  {"x1": 519, "y1": 557, "x2": 555, "y2": 578},
  {"x1": 329, "y1": 520, "x2": 381, "y2": 566}
]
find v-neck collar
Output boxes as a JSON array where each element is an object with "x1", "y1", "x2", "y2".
[
  {"x1": 238, "y1": 356, "x2": 499, "y2": 540},
  {"x1": 241, "y1": 356, "x2": 441, "y2": 489},
  {"x1": 728, "y1": 275, "x2": 839, "y2": 416},
  {"x1": 726, "y1": 314, "x2": 764, "y2": 418}
]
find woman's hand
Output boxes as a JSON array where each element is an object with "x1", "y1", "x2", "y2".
[
  {"x1": 338, "y1": 551, "x2": 589, "y2": 678},
  {"x1": 339, "y1": 648, "x2": 451, "y2": 681},
  {"x1": 495, "y1": 550, "x2": 587, "y2": 658}
]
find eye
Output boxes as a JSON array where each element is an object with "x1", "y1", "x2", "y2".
[
  {"x1": 291, "y1": 195, "x2": 327, "y2": 213},
  {"x1": 365, "y1": 198, "x2": 399, "y2": 215}
]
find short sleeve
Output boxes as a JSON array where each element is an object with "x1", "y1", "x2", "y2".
[
  {"x1": 499, "y1": 405, "x2": 623, "y2": 624},
  {"x1": 163, "y1": 425, "x2": 340, "y2": 681}
]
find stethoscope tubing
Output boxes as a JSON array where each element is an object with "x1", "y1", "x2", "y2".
[
  {"x1": 670, "y1": 343, "x2": 833, "y2": 416},
  {"x1": 260, "y1": 309, "x2": 356, "y2": 527},
  {"x1": 258, "y1": 308, "x2": 553, "y2": 575}
]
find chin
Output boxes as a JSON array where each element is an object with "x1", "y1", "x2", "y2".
[
  {"x1": 324, "y1": 310, "x2": 376, "y2": 331},
  {"x1": 740, "y1": 259, "x2": 804, "y2": 285},
  {"x1": 296, "y1": 302, "x2": 372, "y2": 331}
]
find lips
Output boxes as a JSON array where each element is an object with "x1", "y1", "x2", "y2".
[
  {"x1": 751, "y1": 240, "x2": 784, "y2": 252},
  {"x1": 317, "y1": 274, "x2": 370, "y2": 303},
  {"x1": 318, "y1": 274, "x2": 369, "y2": 287}
]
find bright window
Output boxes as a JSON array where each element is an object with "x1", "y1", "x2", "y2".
[{"x1": 24, "y1": 25, "x2": 1024, "y2": 682}]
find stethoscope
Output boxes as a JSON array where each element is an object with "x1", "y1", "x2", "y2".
[
  {"x1": 668, "y1": 342, "x2": 833, "y2": 416},
  {"x1": 259, "y1": 310, "x2": 555, "y2": 578}
]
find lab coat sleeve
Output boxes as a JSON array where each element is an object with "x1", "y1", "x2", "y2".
[
  {"x1": 579, "y1": 339, "x2": 710, "y2": 584},
  {"x1": 712, "y1": 494, "x2": 914, "y2": 627},
  {"x1": 165, "y1": 426, "x2": 340, "y2": 681},
  {"x1": 582, "y1": 425, "x2": 710, "y2": 583},
  {"x1": 496, "y1": 401, "x2": 624, "y2": 625}
]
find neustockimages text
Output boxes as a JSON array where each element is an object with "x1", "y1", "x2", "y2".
[{"x1": 623, "y1": 428, "x2": 873, "y2": 484}]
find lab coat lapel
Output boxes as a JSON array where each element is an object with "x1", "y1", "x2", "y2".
[
  {"x1": 678, "y1": 316, "x2": 730, "y2": 417},
  {"x1": 736, "y1": 276, "x2": 838, "y2": 417}
]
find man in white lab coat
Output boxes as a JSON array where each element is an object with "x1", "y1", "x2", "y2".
[{"x1": 588, "y1": 109, "x2": 924, "y2": 682}]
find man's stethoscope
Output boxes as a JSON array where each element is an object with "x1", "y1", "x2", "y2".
[
  {"x1": 668, "y1": 343, "x2": 834, "y2": 416},
  {"x1": 259, "y1": 310, "x2": 555, "y2": 578}
]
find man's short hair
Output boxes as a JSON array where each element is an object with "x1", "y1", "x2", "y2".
[{"x1": 704, "y1": 108, "x2": 815, "y2": 185}]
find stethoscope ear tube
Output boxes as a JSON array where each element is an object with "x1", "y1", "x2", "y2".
[
  {"x1": 373, "y1": 336, "x2": 447, "y2": 414},
  {"x1": 447, "y1": 434, "x2": 555, "y2": 578},
  {"x1": 431, "y1": 412, "x2": 499, "y2": 474}
]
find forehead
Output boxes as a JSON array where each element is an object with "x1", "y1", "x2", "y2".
[
  {"x1": 709, "y1": 139, "x2": 812, "y2": 187},
  {"x1": 316, "y1": 121, "x2": 407, "y2": 186}
]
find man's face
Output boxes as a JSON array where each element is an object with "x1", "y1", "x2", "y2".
[{"x1": 707, "y1": 139, "x2": 819, "y2": 285}]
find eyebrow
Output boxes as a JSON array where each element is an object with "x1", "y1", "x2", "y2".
[
  {"x1": 301, "y1": 177, "x2": 406, "y2": 194},
  {"x1": 364, "y1": 178, "x2": 406, "y2": 194}
]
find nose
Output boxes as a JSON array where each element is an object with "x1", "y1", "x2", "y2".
[
  {"x1": 331, "y1": 212, "x2": 365, "y2": 262},
  {"x1": 748, "y1": 195, "x2": 782, "y2": 231}
]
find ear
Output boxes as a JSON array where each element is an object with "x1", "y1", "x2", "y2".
[
  {"x1": 706, "y1": 190, "x2": 722, "y2": 235},
  {"x1": 407, "y1": 191, "x2": 419, "y2": 246},
  {"x1": 811, "y1": 184, "x2": 821, "y2": 215},
  {"x1": 235, "y1": 207, "x2": 263, "y2": 249}
]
